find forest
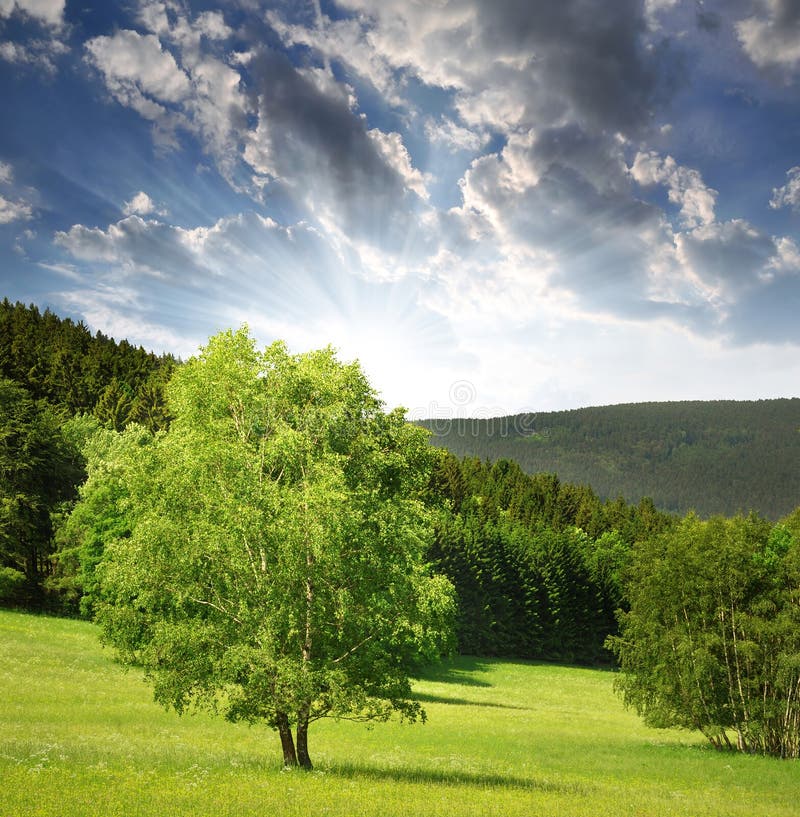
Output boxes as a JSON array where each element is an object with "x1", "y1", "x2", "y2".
[
  {"x1": 421, "y1": 400, "x2": 800, "y2": 519},
  {"x1": 1, "y1": 301, "x2": 799, "y2": 757},
  {"x1": 0, "y1": 300, "x2": 664, "y2": 660}
]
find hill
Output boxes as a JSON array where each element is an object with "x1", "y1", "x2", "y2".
[
  {"x1": 420, "y1": 399, "x2": 800, "y2": 519},
  {"x1": 0, "y1": 298, "x2": 176, "y2": 431}
]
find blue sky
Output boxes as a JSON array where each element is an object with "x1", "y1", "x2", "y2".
[{"x1": 2, "y1": 0, "x2": 800, "y2": 416}]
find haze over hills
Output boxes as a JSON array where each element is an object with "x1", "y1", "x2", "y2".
[{"x1": 420, "y1": 400, "x2": 800, "y2": 520}]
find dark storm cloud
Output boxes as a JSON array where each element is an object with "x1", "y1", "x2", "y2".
[
  {"x1": 245, "y1": 48, "x2": 425, "y2": 255},
  {"x1": 696, "y1": 8, "x2": 722, "y2": 33},
  {"x1": 677, "y1": 220, "x2": 776, "y2": 296},
  {"x1": 770, "y1": 0, "x2": 800, "y2": 25},
  {"x1": 470, "y1": 0, "x2": 683, "y2": 133}
]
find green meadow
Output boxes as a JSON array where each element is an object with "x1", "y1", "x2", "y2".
[{"x1": 2, "y1": 609, "x2": 797, "y2": 817}]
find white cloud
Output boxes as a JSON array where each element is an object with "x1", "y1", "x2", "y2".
[
  {"x1": 195, "y1": 11, "x2": 232, "y2": 42},
  {"x1": 367, "y1": 129, "x2": 430, "y2": 200},
  {"x1": 0, "y1": 0, "x2": 64, "y2": 26},
  {"x1": 123, "y1": 191, "x2": 168, "y2": 217},
  {"x1": 0, "y1": 194, "x2": 33, "y2": 223},
  {"x1": 85, "y1": 30, "x2": 191, "y2": 105},
  {"x1": 769, "y1": 236, "x2": 800, "y2": 272},
  {"x1": 630, "y1": 151, "x2": 717, "y2": 228},
  {"x1": 424, "y1": 116, "x2": 489, "y2": 153},
  {"x1": 0, "y1": 161, "x2": 12, "y2": 184},
  {"x1": 770, "y1": 165, "x2": 800, "y2": 211},
  {"x1": 0, "y1": 37, "x2": 67, "y2": 72},
  {"x1": 266, "y1": 9, "x2": 404, "y2": 106},
  {"x1": 84, "y1": 11, "x2": 248, "y2": 178},
  {"x1": 737, "y1": 0, "x2": 800, "y2": 70}
]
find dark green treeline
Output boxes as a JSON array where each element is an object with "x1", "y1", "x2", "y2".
[
  {"x1": 0, "y1": 300, "x2": 176, "y2": 607},
  {"x1": 428, "y1": 452, "x2": 673, "y2": 663},
  {"x1": 421, "y1": 400, "x2": 800, "y2": 520}
]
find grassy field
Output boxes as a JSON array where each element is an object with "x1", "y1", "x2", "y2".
[{"x1": 2, "y1": 610, "x2": 797, "y2": 817}]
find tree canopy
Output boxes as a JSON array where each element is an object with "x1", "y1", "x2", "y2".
[
  {"x1": 88, "y1": 328, "x2": 456, "y2": 768},
  {"x1": 0, "y1": 378, "x2": 84, "y2": 606},
  {"x1": 608, "y1": 512, "x2": 800, "y2": 757}
]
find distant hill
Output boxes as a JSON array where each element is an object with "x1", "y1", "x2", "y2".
[{"x1": 420, "y1": 400, "x2": 800, "y2": 520}]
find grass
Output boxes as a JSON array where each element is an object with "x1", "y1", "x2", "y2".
[{"x1": 2, "y1": 609, "x2": 798, "y2": 816}]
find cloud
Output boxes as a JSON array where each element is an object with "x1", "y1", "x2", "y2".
[
  {"x1": 323, "y1": 0, "x2": 678, "y2": 136},
  {"x1": 367, "y1": 128, "x2": 430, "y2": 200},
  {"x1": 676, "y1": 219, "x2": 777, "y2": 299},
  {"x1": 84, "y1": 9, "x2": 248, "y2": 176},
  {"x1": 266, "y1": 8, "x2": 404, "y2": 106},
  {"x1": 0, "y1": 194, "x2": 33, "y2": 224},
  {"x1": 0, "y1": 36, "x2": 68, "y2": 73},
  {"x1": 0, "y1": 0, "x2": 64, "y2": 27},
  {"x1": 449, "y1": 126, "x2": 688, "y2": 323},
  {"x1": 424, "y1": 117, "x2": 489, "y2": 153},
  {"x1": 85, "y1": 30, "x2": 191, "y2": 106},
  {"x1": 0, "y1": 0, "x2": 67, "y2": 75},
  {"x1": 0, "y1": 161, "x2": 34, "y2": 223},
  {"x1": 737, "y1": 0, "x2": 800, "y2": 70},
  {"x1": 37, "y1": 0, "x2": 800, "y2": 363},
  {"x1": 770, "y1": 165, "x2": 800, "y2": 210},
  {"x1": 122, "y1": 191, "x2": 168, "y2": 217},
  {"x1": 630, "y1": 151, "x2": 717, "y2": 228},
  {"x1": 243, "y1": 48, "x2": 429, "y2": 255}
]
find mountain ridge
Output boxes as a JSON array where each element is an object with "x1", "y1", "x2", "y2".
[{"x1": 419, "y1": 398, "x2": 800, "y2": 520}]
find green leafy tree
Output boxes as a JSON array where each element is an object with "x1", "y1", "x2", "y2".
[
  {"x1": 48, "y1": 418, "x2": 134, "y2": 617},
  {"x1": 608, "y1": 513, "x2": 800, "y2": 757},
  {"x1": 89, "y1": 328, "x2": 455, "y2": 768}
]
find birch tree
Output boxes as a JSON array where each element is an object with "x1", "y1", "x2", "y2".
[{"x1": 91, "y1": 328, "x2": 455, "y2": 768}]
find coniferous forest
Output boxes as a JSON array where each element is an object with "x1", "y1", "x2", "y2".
[
  {"x1": 2, "y1": 302, "x2": 800, "y2": 756},
  {"x1": 421, "y1": 401, "x2": 800, "y2": 520}
]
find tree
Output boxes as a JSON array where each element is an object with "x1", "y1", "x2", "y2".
[
  {"x1": 94, "y1": 378, "x2": 132, "y2": 431},
  {"x1": 89, "y1": 328, "x2": 455, "y2": 768},
  {"x1": 0, "y1": 378, "x2": 83, "y2": 606},
  {"x1": 608, "y1": 513, "x2": 800, "y2": 757}
]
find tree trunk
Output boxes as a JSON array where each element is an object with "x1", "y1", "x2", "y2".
[
  {"x1": 276, "y1": 712, "x2": 298, "y2": 767},
  {"x1": 296, "y1": 705, "x2": 312, "y2": 770}
]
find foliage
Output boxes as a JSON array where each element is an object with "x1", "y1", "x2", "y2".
[
  {"x1": 429, "y1": 453, "x2": 672, "y2": 662},
  {"x1": 85, "y1": 328, "x2": 456, "y2": 768},
  {"x1": 48, "y1": 422, "x2": 139, "y2": 617},
  {"x1": 0, "y1": 378, "x2": 84, "y2": 606},
  {"x1": 422, "y1": 400, "x2": 800, "y2": 519},
  {"x1": 609, "y1": 513, "x2": 800, "y2": 757},
  {"x1": 0, "y1": 299, "x2": 175, "y2": 431}
]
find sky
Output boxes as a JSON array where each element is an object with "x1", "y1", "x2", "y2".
[{"x1": 1, "y1": 0, "x2": 800, "y2": 418}]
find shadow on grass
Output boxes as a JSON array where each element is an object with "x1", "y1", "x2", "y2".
[
  {"x1": 415, "y1": 657, "x2": 495, "y2": 688},
  {"x1": 324, "y1": 759, "x2": 593, "y2": 795},
  {"x1": 411, "y1": 692, "x2": 527, "y2": 710}
]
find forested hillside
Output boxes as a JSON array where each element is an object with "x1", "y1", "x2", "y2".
[
  {"x1": 428, "y1": 454, "x2": 673, "y2": 662},
  {"x1": 0, "y1": 300, "x2": 176, "y2": 607},
  {"x1": 421, "y1": 400, "x2": 800, "y2": 519},
  {"x1": 0, "y1": 299, "x2": 176, "y2": 431}
]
